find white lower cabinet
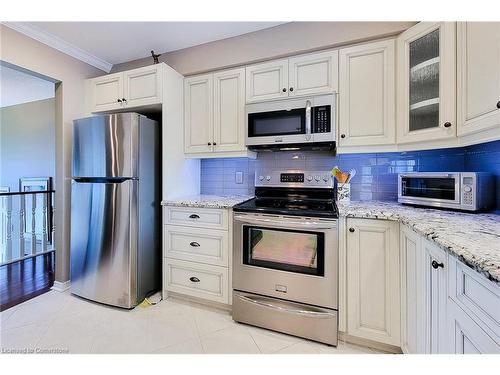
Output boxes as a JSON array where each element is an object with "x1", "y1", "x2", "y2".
[
  {"x1": 400, "y1": 225, "x2": 448, "y2": 353},
  {"x1": 400, "y1": 223, "x2": 500, "y2": 354},
  {"x1": 163, "y1": 206, "x2": 231, "y2": 305},
  {"x1": 346, "y1": 218, "x2": 401, "y2": 346}
]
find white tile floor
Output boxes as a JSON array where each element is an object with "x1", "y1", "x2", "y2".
[{"x1": 1, "y1": 290, "x2": 387, "y2": 354}]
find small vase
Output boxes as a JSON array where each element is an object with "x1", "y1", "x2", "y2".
[{"x1": 337, "y1": 183, "x2": 351, "y2": 202}]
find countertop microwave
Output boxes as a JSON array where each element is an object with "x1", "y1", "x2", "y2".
[
  {"x1": 245, "y1": 94, "x2": 336, "y2": 152},
  {"x1": 398, "y1": 172, "x2": 495, "y2": 212}
]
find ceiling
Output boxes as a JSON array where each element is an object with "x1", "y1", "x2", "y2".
[
  {"x1": 0, "y1": 65, "x2": 55, "y2": 108},
  {"x1": 6, "y1": 22, "x2": 286, "y2": 72}
]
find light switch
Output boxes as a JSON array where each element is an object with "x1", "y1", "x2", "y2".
[{"x1": 235, "y1": 171, "x2": 243, "y2": 184}]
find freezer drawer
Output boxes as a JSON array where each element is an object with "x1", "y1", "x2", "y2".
[
  {"x1": 232, "y1": 290, "x2": 338, "y2": 346},
  {"x1": 70, "y1": 179, "x2": 138, "y2": 308},
  {"x1": 73, "y1": 113, "x2": 137, "y2": 178}
]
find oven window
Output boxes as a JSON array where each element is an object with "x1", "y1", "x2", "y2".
[
  {"x1": 248, "y1": 109, "x2": 305, "y2": 137},
  {"x1": 401, "y1": 177, "x2": 456, "y2": 200},
  {"x1": 242, "y1": 226, "x2": 324, "y2": 276}
]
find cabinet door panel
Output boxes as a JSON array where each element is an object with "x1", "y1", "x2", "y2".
[
  {"x1": 423, "y1": 240, "x2": 448, "y2": 353},
  {"x1": 339, "y1": 40, "x2": 395, "y2": 146},
  {"x1": 288, "y1": 50, "x2": 338, "y2": 97},
  {"x1": 448, "y1": 302, "x2": 500, "y2": 354},
  {"x1": 245, "y1": 59, "x2": 288, "y2": 103},
  {"x1": 347, "y1": 218, "x2": 400, "y2": 346},
  {"x1": 90, "y1": 73, "x2": 123, "y2": 112},
  {"x1": 457, "y1": 22, "x2": 500, "y2": 136},
  {"x1": 213, "y1": 68, "x2": 246, "y2": 152},
  {"x1": 123, "y1": 65, "x2": 162, "y2": 108},
  {"x1": 184, "y1": 74, "x2": 213, "y2": 154},
  {"x1": 400, "y1": 225, "x2": 425, "y2": 354},
  {"x1": 397, "y1": 22, "x2": 456, "y2": 144}
]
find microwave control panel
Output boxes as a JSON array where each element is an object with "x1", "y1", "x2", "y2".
[{"x1": 313, "y1": 106, "x2": 331, "y2": 133}]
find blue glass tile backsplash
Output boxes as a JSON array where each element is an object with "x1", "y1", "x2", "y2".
[{"x1": 200, "y1": 140, "x2": 500, "y2": 210}]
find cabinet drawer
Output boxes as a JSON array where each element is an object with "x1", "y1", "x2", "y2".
[
  {"x1": 164, "y1": 225, "x2": 229, "y2": 266},
  {"x1": 164, "y1": 259, "x2": 229, "y2": 304},
  {"x1": 164, "y1": 206, "x2": 228, "y2": 230},
  {"x1": 449, "y1": 256, "x2": 500, "y2": 343}
]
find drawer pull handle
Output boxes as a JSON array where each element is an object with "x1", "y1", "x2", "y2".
[
  {"x1": 431, "y1": 260, "x2": 444, "y2": 269},
  {"x1": 190, "y1": 241, "x2": 200, "y2": 247},
  {"x1": 189, "y1": 276, "x2": 200, "y2": 283},
  {"x1": 189, "y1": 214, "x2": 200, "y2": 219}
]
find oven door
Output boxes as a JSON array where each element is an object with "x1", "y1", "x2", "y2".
[
  {"x1": 232, "y1": 213, "x2": 338, "y2": 309},
  {"x1": 398, "y1": 173, "x2": 461, "y2": 208}
]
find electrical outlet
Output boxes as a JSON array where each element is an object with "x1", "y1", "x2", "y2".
[{"x1": 235, "y1": 171, "x2": 243, "y2": 184}]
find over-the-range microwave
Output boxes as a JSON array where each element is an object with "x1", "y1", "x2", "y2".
[
  {"x1": 245, "y1": 93, "x2": 336, "y2": 152},
  {"x1": 398, "y1": 172, "x2": 495, "y2": 211}
]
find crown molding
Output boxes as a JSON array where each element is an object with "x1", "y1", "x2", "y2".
[{"x1": 2, "y1": 22, "x2": 113, "y2": 73}]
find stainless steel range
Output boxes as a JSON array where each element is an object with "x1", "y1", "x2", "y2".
[{"x1": 232, "y1": 170, "x2": 339, "y2": 346}]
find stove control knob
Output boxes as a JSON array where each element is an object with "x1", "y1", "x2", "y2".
[
  {"x1": 266, "y1": 175, "x2": 271, "y2": 181},
  {"x1": 314, "y1": 175, "x2": 320, "y2": 182},
  {"x1": 307, "y1": 175, "x2": 313, "y2": 182},
  {"x1": 258, "y1": 175, "x2": 264, "y2": 181},
  {"x1": 322, "y1": 175, "x2": 330, "y2": 182}
]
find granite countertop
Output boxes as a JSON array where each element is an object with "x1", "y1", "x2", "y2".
[
  {"x1": 161, "y1": 194, "x2": 253, "y2": 209},
  {"x1": 338, "y1": 201, "x2": 500, "y2": 284}
]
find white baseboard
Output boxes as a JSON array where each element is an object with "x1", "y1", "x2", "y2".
[{"x1": 52, "y1": 280, "x2": 71, "y2": 292}]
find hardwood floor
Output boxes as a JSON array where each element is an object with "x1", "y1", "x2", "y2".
[{"x1": 0, "y1": 252, "x2": 55, "y2": 311}]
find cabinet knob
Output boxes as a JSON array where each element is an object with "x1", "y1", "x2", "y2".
[
  {"x1": 189, "y1": 214, "x2": 200, "y2": 219},
  {"x1": 443, "y1": 122, "x2": 452, "y2": 128},
  {"x1": 122, "y1": 98, "x2": 127, "y2": 102},
  {"x1": 189, "y1": 241, "x2": 200, "y2": 247},
  {"x1": 207, "y1": 142, "x2": 212, "y2": 146},
  {"x1": 289, "y1": 87, "x2": 294, "y2": 92},
  {"x1": 341, "y1": 134, "x2": 346, "y2": 139},
  {"x1": 349, "y1": 228, "x2": 355, "y2": 233},
  {"x1": 117, "y1": 99, "x2": 122, "y2": 103},
  {"x1": 431, "y1": 260, "x2": 444, "y2": 269},
  {"x1": 282, "y1": 88, "x2": 287, "y2": 93},
  {"x1": 213, "y1": 142, "x2": 217, "y2": 146},
  {"x1": 497, "y1": 101, "x2": 500, "y2": 109},
  {"x1": 189, "y1": 276, "x2": 200, "y2": 283}
]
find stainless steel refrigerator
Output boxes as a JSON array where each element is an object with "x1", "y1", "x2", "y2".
[{"x1": 70, "y1": 113, "x2": 160, "y2": 308}]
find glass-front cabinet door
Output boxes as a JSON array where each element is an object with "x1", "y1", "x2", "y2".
[{"x1": 397, "y1": 22, "x2": 456, "y2": 144}]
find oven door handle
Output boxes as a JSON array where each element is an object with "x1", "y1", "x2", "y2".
[
  {"x1": 235, "y1": 293, "x2": 335, "y2": 318},
  {"x1": 233, "y1": 214, "x2": 336, "y2": 230},
  {"x1": 399, "y1": 173, "x2": 456, "y2": 179}
]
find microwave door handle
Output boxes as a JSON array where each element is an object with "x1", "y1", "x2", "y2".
[
  {"x1": 305, "y1": 100, "x2": 312, "y2": 140},
  {"x1": 400, "y1": 173, "x2": 454, "y2": 178}
]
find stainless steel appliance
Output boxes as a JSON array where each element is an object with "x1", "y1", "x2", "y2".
[
  {"x1": 70, "y1": 113, "x2": 160, "y2": 309},
  {"x1": 245, "y1": 94, "x2": 336, "y2": 152},
  {"x1": 232, "y1": 170, "x2": 339, "y2": 345},
  {"x1": 398, "y1": 172, "x2": 494, "y2": 211}
]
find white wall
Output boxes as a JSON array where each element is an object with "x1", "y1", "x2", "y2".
[
  {"x1": 112, "y1": 21, "x2": 416, "y2": 75},
  {"x1": 0, "y1": 98, "x2": 56, "y2": 191},
  {"x1": 0, "y1": 24, "x2": 105, "y2": 282}
]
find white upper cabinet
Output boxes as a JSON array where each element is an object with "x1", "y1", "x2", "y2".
[
  {"x1": 338, "y1": 39, "x2": 396, "y2": 147},
  {"x1": 89, "y1": 72, "x2": 123, "y2": 112},
  {"x1": 288, "y1": 50, "x2": 338, "y2": 97},
  {"x1": 213, "y1": 68, "x2": 246, "y2": 153},
  {"x1": 86, "y1": 64, "x2": 163, "y2": 113},
  {"x1": 245, "y1": 59, "x2": 289, "y2": 103},
  {"x1": 122, "y1": 65, "x2": 163, "y2": 108},
  {"x1": 184, "y1": 73, "x2": 214, "y2": 154},
  {"x1": 346, "y1": 218, "x2": 401, "y2": 347},
  {"x1": 457, "y1": 22, "x2": 500, "y2": 137},
  {"x1": 184, "y1": 68, "x2": 250, "y2": 157},
  {"x1": 245, "y1": 51, "x2": 339, "y2": 103},
  {"x1": 397, "y1": 22, "x2": 456, "y2": 144}
]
